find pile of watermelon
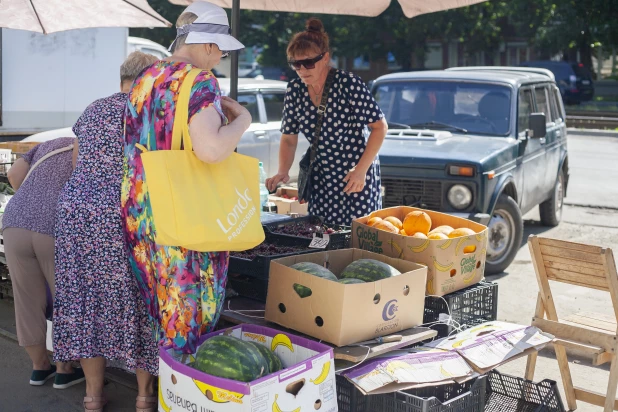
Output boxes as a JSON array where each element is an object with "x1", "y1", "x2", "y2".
[
  {"x1": 193, "y1": 336, "x2": 282, "y2": 382},
  {"x1": 291, "y1": 259, "x2": 401, "y2": 298}
]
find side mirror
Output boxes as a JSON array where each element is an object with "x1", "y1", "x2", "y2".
[{"x1": 528, "y1": 113, "x2": 546, "y2": 138}]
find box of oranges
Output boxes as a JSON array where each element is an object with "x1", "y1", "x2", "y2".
[{"x1": 352, "y1": 206, "x2": 488, "y2": 296}]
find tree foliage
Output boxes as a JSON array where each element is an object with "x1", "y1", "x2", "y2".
[{"x1": 131, "y1": 0, "x2": 618, "y2": 71}]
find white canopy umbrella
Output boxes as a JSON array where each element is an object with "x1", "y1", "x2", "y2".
[
  {"x1": 0, "y1": 0, "x2": 171, "y2": 34},
  {"x1": 169, "y1": 0, "x2": 485, "y2": 19},
  {"x1": 167, "y1": 0, "x2": 486, "y2": 98}
]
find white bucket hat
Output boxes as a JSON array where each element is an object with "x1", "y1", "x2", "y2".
[{"x1": 169, "y1": 1, "x2": 244, "y2": 52}]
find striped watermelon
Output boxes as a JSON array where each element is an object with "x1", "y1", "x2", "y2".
[
  {"x1": 340, "y1": 259, "x2": 401, "y2": 282},
  {"x1": 338, "y1": 278, "x2": 365, "y2": 284},
  {"x1": 247, "y1": 341, "x2": 282, "y2": 374},
  {"x1": 290, "y1": 262, "x2": 337, "y2": 298},
  {"x1": 194, "y1": 336, "x2": 267, "y2": 382}
]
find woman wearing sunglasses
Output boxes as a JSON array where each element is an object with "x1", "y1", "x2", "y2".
[{"x1": 266, "y1": 18, "x2": 388, "y2": 226}]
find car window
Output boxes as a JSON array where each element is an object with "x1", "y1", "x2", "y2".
[
  {"x1": 237, "y1": 94, "x2": 260, "y2": 123},
  {"x1": 534, "y1": 86, "x2": 550, "y2": 122},
  {"x1": 262, "y1": 93, "x2": 285, "y2": 122},
  {"x1": 553, "y1": 86, "x2": 565, "y2": 121},
  {"x1": 373, "y1": 81, "x2": 512, "y2": 136},
  {"x1": 518, "y1": 89, "x2": 534, "y2": 135}
]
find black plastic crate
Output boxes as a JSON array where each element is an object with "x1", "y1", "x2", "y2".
[
  {"x1": 226, "y1": 273, "x2": 270, "y2": 302},
  {"x1": 263, "y1": 215, "x2": 351, "y2": 250},
  {"x1": 336, "y1": 373, "x2": 486, "y2": 412},
  {"x1": 485, "y1": 370, "x2": 565, "y2": 412},
  {"x1": 370, "y1": 375, "x2": 487, "y2": 412},
  {"x1": 228, "y1": 232, "x2": 316, "y2": 281},
  {"x1": 424, "y1": 282, "x2": 498, "y2": 338},
  {"x1": 336, "y1": 374, "x2": 370, "y2": 412}
]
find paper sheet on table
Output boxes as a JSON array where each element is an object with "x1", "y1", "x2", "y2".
[
  {"x1": 426, "y1": 321, "x2": 553, "y2": 371},
  {"x1": 343, "y1": 348, "x2": 474, "y2": 394}
]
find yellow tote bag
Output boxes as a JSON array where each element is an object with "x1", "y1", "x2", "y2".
[{"x1": 137, "y1": 68, "x2": 265, "y2": 252}]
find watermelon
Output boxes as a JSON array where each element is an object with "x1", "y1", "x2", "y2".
[
  {"x1": 340, "y1": 259, "x2": 401, "y2": 282},
  {"x1": 338, "y1": 278, "x2": 365, "y2": 284},
  {"x1": 247, "y1": 341, "x2": 282, "y2": 374},
  {"x1": 290, "y1": 262, "x2": 337, "y2": 298},
  {"x1": 194, "y1": 336, "x2": 268, "y2": 382}
]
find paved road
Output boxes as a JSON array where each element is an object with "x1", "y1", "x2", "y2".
[
  {"x1": 490, "y1": 132, "x2": 618, "y2": 412},
  {"x1": 564, "y1": 132, "x2": 618, "y2": 209},
  {"x1": 0, "y1": 131, "x2": 616, "y2": 411}
]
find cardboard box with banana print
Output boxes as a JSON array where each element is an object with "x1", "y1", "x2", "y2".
[
  {"x1": 352, "y1": 206, "x2": 488, "y2": 297},
  {"x1": 158, "y1": 324, "x2": 338, "y2": 412}
]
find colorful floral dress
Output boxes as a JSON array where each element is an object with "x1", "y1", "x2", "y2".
[{"x1": 122, "y1": 61, "x2": 229, "y2": 354}]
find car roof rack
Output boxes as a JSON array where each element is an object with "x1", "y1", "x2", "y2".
[{"x1": 446, "y1": 66, "x2": 555, "y2": 81}]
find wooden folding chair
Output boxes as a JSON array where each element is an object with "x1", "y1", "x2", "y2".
[{"x1": 525, "y1": 235, "x2": 618, "y2": 411}]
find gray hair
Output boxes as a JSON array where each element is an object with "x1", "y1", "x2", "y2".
[
  {"x1": 120, "y1": 51, "x2": 158, "y2": 83},
  {"x1": 172, "y1": 12, "x2": 199, "y2": 53}
]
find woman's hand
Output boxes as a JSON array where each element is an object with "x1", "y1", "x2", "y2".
[
  {"x1": 266, "y1": 173, "x2": 290, "y2": 193},
  {"x1": 343, "y1": 166, "x2": 368, "y2": 195},
  {"x1": 221, "y1": 96, "x2": 251, "y2": 126}
]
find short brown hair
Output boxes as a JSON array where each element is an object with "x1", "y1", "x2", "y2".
[
  {"x1": 120, "y1": 51, "x2": 158, "y2": 83},
  {"x1": 287, "y1": 18, "x2": 330, "y2": 59}
]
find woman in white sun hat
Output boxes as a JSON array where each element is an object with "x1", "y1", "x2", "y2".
[{"x1": 121, "y1": 3, "x2": 251, "y2": 411}]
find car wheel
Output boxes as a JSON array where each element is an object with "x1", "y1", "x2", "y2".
[
  {"x1": 485, "y1": 194, "x2": 523, "y2": 275},
  {"x1": 539, "y1": 169, "x2": 565, "y2": 227}
]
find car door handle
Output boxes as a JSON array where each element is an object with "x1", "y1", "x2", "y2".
[{"x1": 255, "y1": 130, "x2": 266, "y2": 138}]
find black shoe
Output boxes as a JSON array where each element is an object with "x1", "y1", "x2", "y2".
[
  {"x1": 53, "y1": 367, "x2": 86, "y2": 389},
  {"x1": 30, "y1": 365, "x2": 57, "y2": 386}
]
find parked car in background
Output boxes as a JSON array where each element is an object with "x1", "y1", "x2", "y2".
[
  {"x1": 520, "y1": 61, "x2": 594, "y2": 104},
  {"x1": 371, "y1": 66, "x2": 569, "y2": 274},
  {"x1": 21, "y1": 79, "x2": 308, "y2": 182},
  {"x1": 242, "y1": 67, "x2": 297, "y2": 82}
]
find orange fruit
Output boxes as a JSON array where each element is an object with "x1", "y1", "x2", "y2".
[
  {"x1": 428, "y1": 232, "x2": 449, "y2": 240},
  {"x1": 412, "y1": 232, "x2": 428, "y2": 239},
  {"x1": 448, "y1": 227, "x2": 476, "y2": 239},
  {"x1": 373, "y1": 220, "x2": 399, "y2": 234},
  {"x1": 400, "y1": 229, "x2": 408, "y2": 236},
  {"x1": 384, "y1": 216, "x2": 403, "y2": 230},
  {"x1": 367, "y1": 217, "x2": 383, "y2": 227},
  {"x1": 429, "y1": 225, "x2": 454, "y2": 236},
  {"x1": 403, "y1": 211, "x2": 432, "y2": 235}
]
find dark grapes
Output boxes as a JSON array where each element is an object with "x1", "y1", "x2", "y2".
[
  {"x1": 269, "y1": 221, "x2": 345, "y2": 238},
  {"x1": 231, "y1": 243, "x2": 309, "y2": 259}
]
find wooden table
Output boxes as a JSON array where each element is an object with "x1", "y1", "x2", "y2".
[{"x1": 222, "y1": 296, "x2": 437, "y2": 363}]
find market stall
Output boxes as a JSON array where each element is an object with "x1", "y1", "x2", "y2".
[{"x1": 161, "y1": 206, "x2": 566, "y2": 412}]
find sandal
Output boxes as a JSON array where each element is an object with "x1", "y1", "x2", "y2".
[
  {"x1": 136, "y1": 395, "x2": 157, "y2": 412},
  {"x1": 83, "y1": 395, "x2": 107, "y2": 412}
]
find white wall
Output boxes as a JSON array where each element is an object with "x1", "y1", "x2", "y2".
[{"x1": 1, "y1": 27, "x2": 127, "y2": 131}]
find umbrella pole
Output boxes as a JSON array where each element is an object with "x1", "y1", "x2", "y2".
[{"x1": 230, "y1": 0, "x2": 240, "y2": 101}]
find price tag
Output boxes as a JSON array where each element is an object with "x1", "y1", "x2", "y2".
[{"x1": 309, "y1": 234, "x2": 330, "y2": 249}]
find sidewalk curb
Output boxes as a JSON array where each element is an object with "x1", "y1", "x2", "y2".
[{"x1": 568, "y1": 128, "x2": 618, "y2": 138}]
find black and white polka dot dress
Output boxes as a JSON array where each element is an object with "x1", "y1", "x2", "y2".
[{"x1": 281, "y1": 69, "x2": 384, "y2": 226}]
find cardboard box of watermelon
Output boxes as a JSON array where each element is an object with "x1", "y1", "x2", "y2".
[
  {"x1": 351, "y1": 207, "x2": 488, "y2": 297},
  {"x1": 268, "y1": 186, "x2": 309, "y2": 216},
  {"x1": 265, "y1": 249, "x2": 427, "y2": 347},
  {"x1": 159, "y1": 324, "x2": 337, "y2": 412}
]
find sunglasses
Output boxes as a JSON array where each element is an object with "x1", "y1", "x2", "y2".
[
  {"x1": 288, "y1": 53, "x2": 325, "y2": 70},
  {"x1": 221, "y1": 51, "x2": 230, "y2": 59}
]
